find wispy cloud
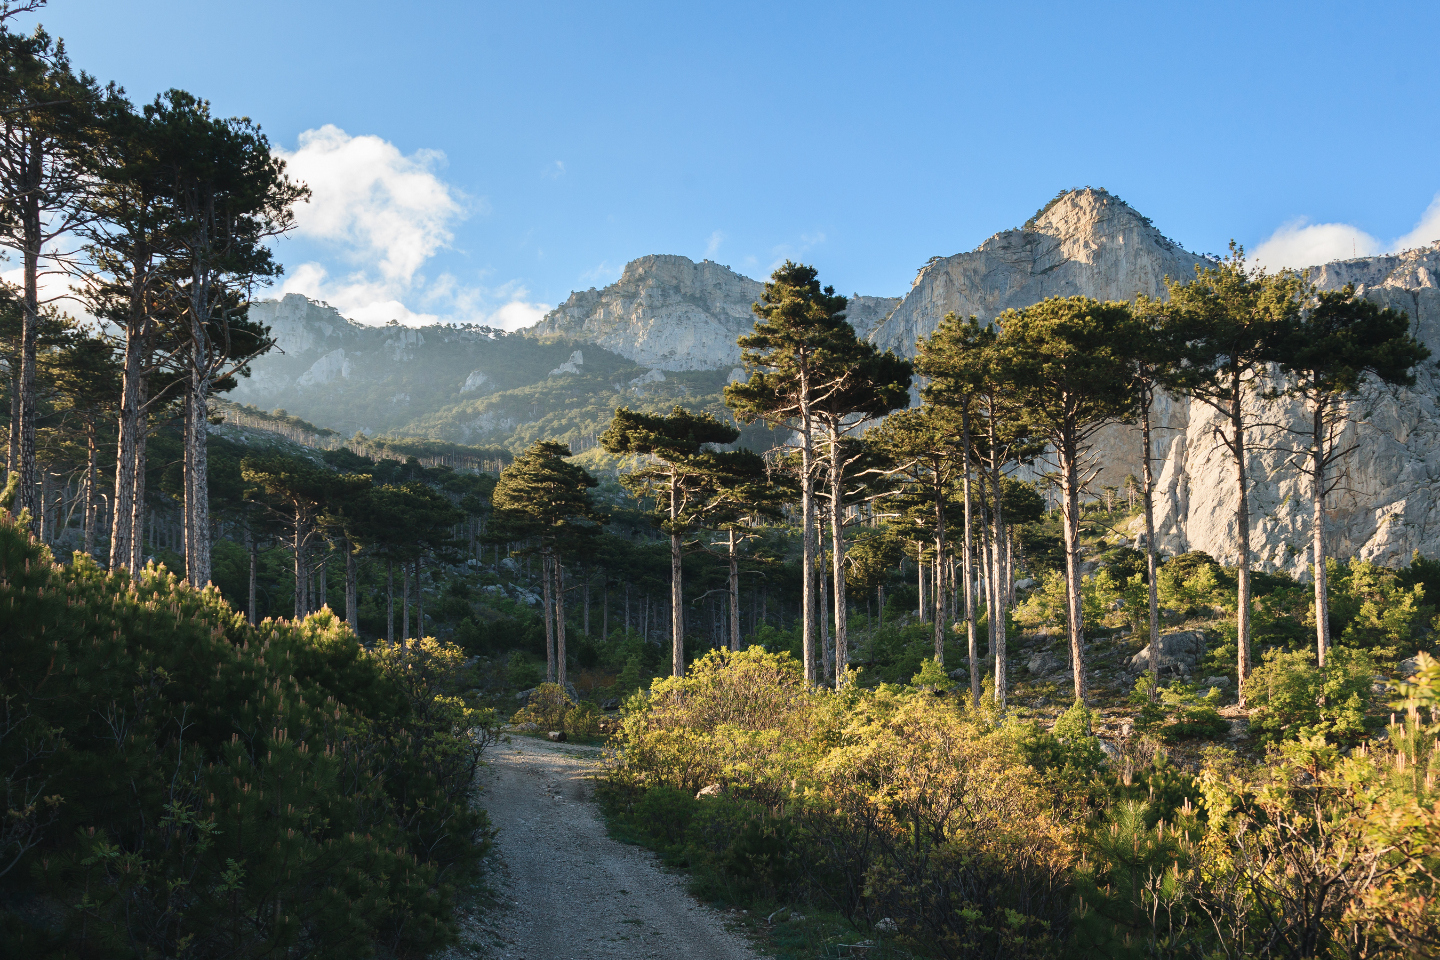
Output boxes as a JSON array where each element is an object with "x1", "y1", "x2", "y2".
[
  {"x1": 1251, "y1": 192, "x2": 1440, "y2": 272},
  {"x1": 766, "y1": 230, "x2": 828, "y2": 272},
  {"x1": 542, "y1": 160, "x2": 565, "y2": 180},
  {"x1": 275, "y1": 125, "x2": 546, "y2": 330},
  {"x1": 579, "y1": 261, "x2": 621, "y2": 286},
  {"x1": 704, "y1": 230, "x2": 725, "y2": 258}
]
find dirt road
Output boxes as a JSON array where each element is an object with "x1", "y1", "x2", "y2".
[{"x1": 475, "y1": 735, "x2": 763, "y2": 960}]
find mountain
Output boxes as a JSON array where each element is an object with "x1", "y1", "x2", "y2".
[
  {"x1": 235, "y1": 188, "x2": 1440, "y2": 573},
  {"x1": 531, "y1": 254, "x2": 900, "y2": 370},
  {"x1": 868, "y1": 188, "x2": 1210, "y2": 355}
]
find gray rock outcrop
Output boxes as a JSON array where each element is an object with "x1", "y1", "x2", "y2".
[{"x1": 1128, "y1": 630, "x2": 1207, "y2": 677}]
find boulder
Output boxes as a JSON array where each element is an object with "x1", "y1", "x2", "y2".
[
  {"x1": 1398, "y1": 656, "x2": 1424, "y2": 677},
  {"x1": 1028, "y1": 651, "x2": 1065, "y2": 676},
  {"x1": 1014, "y1": 577, "x2": 1038, "y2": 591},
  {"x1": 875, "y1": 918, "x2": 898, "y2": 934},
  {"x1": 601, "y1": 698, "x2": 620, "y2": 711},
  {"x1": 547, "y1": 730, "x2": 567, "y2": 742},
  {"x1": 1199, "y1": 675, "x2": 1231, "y2": 689},
  {"x1": 696, "y1": 784, "x2": 722, "y2": 799},
  {"x1": 1128, "y1": 630, "x2": 1207, "y2": 677}
]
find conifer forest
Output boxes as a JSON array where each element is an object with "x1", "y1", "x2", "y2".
[{"x1": 5, "y1": 3, "x2": 1440, "y2": 958}]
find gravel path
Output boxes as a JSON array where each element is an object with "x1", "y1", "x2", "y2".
[{"x1": 476, "y1": 735, "x2": 764, "y2": 960}]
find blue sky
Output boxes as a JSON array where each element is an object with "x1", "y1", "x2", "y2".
[{"x1": 32, "y1": 0, "x2": 1440, "y2": 328}]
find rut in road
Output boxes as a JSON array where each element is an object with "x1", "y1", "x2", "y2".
[{"x1": 476, "y1": 735, "x2": 763, "y2": 960}]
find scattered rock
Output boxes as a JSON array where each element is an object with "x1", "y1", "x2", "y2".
[
  {"x1": 1399, "y1": 656, "x2": 1424, "y2": 677},
  {"x1": 547, "y1": 730, "x2": 567, "y2": 742},
  {"x1": 1128, "y1": 630, "x2": 1206, "y2": 677},
  {"x1": 601, "y1": 698, "x2": 620, "y2": 711},
  {"x1": 1227, "y1": 718, "x2": 1249, "y2": 740},
  {"x1": 947, "y1": 667, "x2": 968, "y2": 680},
  {"x1": 515, "y1": 688, "x2": 535, "y2": 704},
  {"x1": 696, "y1": 784, "x2": 722, "y2": 799},
  {"x1": 1199, "y1": 675, "x2": 1231, "y2": 689},
  {"x1": 1098, "y1": 738, "x2": 1121, "y2": 763},
  {"x1": 1014, "y1": 577, "x2": 1038, "y2": 591},
  {"x1": 1119, "y1": 721, "x2": 1133, "y2": 738},
  {"x1": 1028, "y1": 651, "x2": 1065, "y2": 676},
  {"x1": 875, "y1": 917, "x2": 898, "y2": 934}
]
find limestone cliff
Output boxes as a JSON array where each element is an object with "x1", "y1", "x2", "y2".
[
  {"x1": 868, "y1": 188, "x2": 1210, "y2": 356},
  {"x1": 530, "y1": 254, "x2": 900, "y2": 370}
]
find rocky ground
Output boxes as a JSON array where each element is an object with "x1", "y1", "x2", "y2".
[{"x1": 453, "y1": 735, "x2": 764, "y2": 960}]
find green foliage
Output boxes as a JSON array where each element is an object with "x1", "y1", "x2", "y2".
[
  {"x1": 1243, "y1": 645, "x2": 1377, "y2": 745},
  {"x1": 1128, "y1": 678, "x2": 1229, "y2": 743},
  {"x1": 910, "y1": 656, "x2": 954, "y2": 692},
  {"x1": 0, "y1": 515, "x2": 495, "y2": 959}
]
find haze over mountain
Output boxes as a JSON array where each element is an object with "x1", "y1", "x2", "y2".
[{"x1": 234, "y1": 188, "x2": 1440, "y2": 574}]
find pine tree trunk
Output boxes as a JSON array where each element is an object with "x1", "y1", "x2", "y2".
[
  {"x1": 15, "y1": 180, "x2": 41, "y2": 530},
  {"x1": 5, "y1": 359, "x2": 17, "y2": 476},
  {"x1": 293, "y1": 509, "x2": 305, "y2": 620},
  {"x1": 345, "y1": 537, "x2": 358, "y2": 633},
  {"x1": 83, "y1": 414, "x2": 98, "y2": 556},
  {"x1": 386, "y1": 559, "x2": 394, "y2": 643},
  {"x1": 110, "y1": 302, "x2": 146, "y2": 570},
  {"x1": 555, "y1": 558, "x2": 567, "y2": 687},
  {"x1": 917, "y1": 542, "x2": 927, "y2": 622},
  {"x1": 542, "y1": 550, "x2": 555, "y2": 682},
  {"x1": 1141, "y1": 389, "x2": 1162, "y2": 697},
  {"x1": 800, "y1": 375, "x2": 817, "y2": 684},
  {"x1": 402, "y1": 562, "x2": 411, "y2": 642},
  {"x1": 818, "y1": 545, "x2": 832, "y2": 683},
  {"x1": 670, "y1": 481, "x2": 684, "y2": 677},
  {"x1": 1311, "y1": 401, "x2": 1331, "y2": 668},
  {"x1": 962, "y1": 411, "x2": 978, "y2": 704},
  {"x1": 828, "y1": 426, "x2": 849, "y2": 688},
  {"x1": 415, "y1": 557, "x2": 424, "y2": 638},
  {"x1": 128, "y1": 353, "x2": 150, "y2": 572},
  {"x1": 185, "y1": 369, "x2": 212, "y2": 586},
  {"x1": 602, "y1": 579, "x2": 609, "y2": 641},
  {"x1": 1059, "y1": 438, "x2": 1087, "y2": 705},
  {"x1": 248, "y1": 534, "x2": 258, "y2": 625},
  {"x1": 1230, "y1": 384, "x2": 1253, "y2": 702},
  {"x1": 583, "y1": 576, "x2": 590, "y2": 637},
  {"x1": 933, "y1": 480, "x2": 947, "y2": 666},
  {"x1": 989, "y1": 424, "x2": 1008, "y2": 709},
  {"x1": 729, "y1": 527, "x2": 741, "y2": 652}
]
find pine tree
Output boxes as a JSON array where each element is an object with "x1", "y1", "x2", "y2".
[
  {"x1": 725, "y1": 261, "x2": 856, "y2": 685},
  {"x1": 997, "y1": 296, "x2": 1137, "y2": 707},
  {"x1": 1166, "y1": 245, "x2": 1303, "y2": 701},
  {"x1": 1277, "y1": 285, "x2": 1430, "y2": 667},
  {"x1": 600, "y1": 406, "x2": 738, "y2": 677},
  {"x1": 490, "y1": 440, "x2": 604, "y2": 685}
]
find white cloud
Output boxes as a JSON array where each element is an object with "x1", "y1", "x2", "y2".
[
  {"x1": 579, "y1": 261, "x2": 620, "y2": 286},
  {"x1": 704, "y1": 230, "x2": 725, "y2": 258},
  {"x1": 276, "y1": 125, "x2": 546, "y2": 331},
  {"x1": 543, "y1": 160, "x2": 566, "y2": 179},
  {"x1": 1251, "y1": 192, "x2": 1440, "y2": 272}
]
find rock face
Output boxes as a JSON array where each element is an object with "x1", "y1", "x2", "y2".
[
  {"x1": 868, "y1": 189, "x2": 1209, "y2": 357},
  {"x1": 531, "y1": 255, "x2": 901, "y2": 370},
  {"x1": 531, "y1": 256, "x2": 765, "y2": 371},
  {"x1": 866, "y1": 188, "x2": 1440, "y2": 577}
]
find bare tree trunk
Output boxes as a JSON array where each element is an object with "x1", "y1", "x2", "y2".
[
  {"x1": 248, "y1": 533, "x2": 258, "y2": 625},
  {"x1": 1141, "y1": 390, "x2": 1162, "y2": 698},
  {"x1": 1230, "y1": 385, "x2": 1253, "y2": 702},
  {"x1": 818, "y1": 544, "x2": 832, "y2": 683},
  {"x1": 1059, "y1": 440, "x2": 1087, "y2": 706},
  {"x1": 402, "y1": 562, "x2": 410, "y2": 642},
  {"x1": 83, "y1": 414, "x2": 98, "y2": 556},
  {"x1": 933, "y1": 487, "x2": 947, "y2": 666},
  {"x1": 670, "y1": 482, "x2": 684, "y2": 677},
  {"x1": 128, "y1": 347, "x2": 150, "y2": 572},
  {"x1": 988, "y1": 426, "x2": 1008, "y2": 710},
  {"x1": 415, "y1": 556, "x2": 424, "y2": 638},
  {"x1": 184, "y1": 368, "x2": 213, "y2": 585},
  {"x1": 917, "y1": 542, "x2": 927, "y2": 622},
  {"x1": 555, "y1": 557, "x2": 567, "y2": 687},
  {"x1": 829, "y1": 427, "x2": 850, "y2": 688},
  {"x1": 729, "y1": 527, "x2": 741, "y2": 652},
  {"x1": 602, "y1": 578, "x2": 609, "y2": 641},
  {"x1": 1311, "y1": 402, "x2": 1331, "y2": 668},
  {"x1": 583, "y1": 575, "x2": 590, "y2": 637},
  {"x1": 962, "y1": 407, "x2": 978, "y2": 704},
  {"x1": 386, "y1": 558, "x2": 394, "y2": 643},
  {"x1": 800, "y1": 377, "x2": 816, "y2": 684},
  {"x1": 15, "y1": 187, "x2": 41, "y2": 530},
  {"x1": 5, "y1": 361, "x2": 17, "y2": 477},
  {"x1": 542, "y1": 550, "x2": 555, "y2": 681},
  {"x1": 345, "y1": 537, "x2": 358, "y2": 633},
  {"x1": 293, "y1": 513, "x2": 305, "y2": 620}
]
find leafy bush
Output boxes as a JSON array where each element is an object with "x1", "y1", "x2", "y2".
[
  {"x1": 1243, "y1": 645, "x2": 1376, "y2": 745},
  {"x1": 0, "y1": 515, "x2": 496, "y2": 959}
]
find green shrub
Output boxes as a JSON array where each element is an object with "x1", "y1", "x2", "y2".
[
  {"x1": 1244, "y1": 645, "x2": 1376, "y2": 745},
  {"x1": 0, "y1": 515, "x2": 495, "y2": 960}
]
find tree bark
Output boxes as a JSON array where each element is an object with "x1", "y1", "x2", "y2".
[
  {"x1": 1230, "y1": 383, "x2": 1253, "y2": 702},
  {"x1": 292, "y1": 509, "x2": 305, "y2": 619},
  {"x1": 15, "y1": 165, "x2": 40, "y2": 530},
  {"x1": 933, "y1": 481, "x2": 947, "y2": 666},
  {"x1": 127, "y1": 332, "x2": 151, "y2": 572},
  {"x1": 800, "y1": 371, "x2": 817, "y2": 684},
  {"x1": 542, "y1": 550, "x2": 555, "y2": 681},
  {"x1": 83, "y1": 414, "x2": 97, "y2": 556},
  {"x1": 386, "y1": 558, "x2": 394, "y2": 643},
  {"x1": 729, "y1": 527, "x2": 741, "y2": 652},
  {"x1": 402, "y1": 562, "x2": 410, "y2": 642},
  {"x1": 1059, "y1": 436, "x2": 1087, "y2": 705},
  {"x1": 555, "y1": 557, "x2": 567, "y2": 688},
  {"x1": 988, "y1": 422, "x2": 1008, "y2": 709},
  {"x1": 345, "y1": 536, "x2": 358, "y2": 633},
  {"x1": 1141, "y1": 386, "x2": 1162, "y2": 697},
  {"x1": 248, "y1": 534, "x2": 258, "y2": 625},
  {"x1": 828, "y1": 426, "x2": 850, "y2": 688},
  {"x1": 1311, "y1": 401, "x2": 1331, "y2": 668},
  {"x1": 962, "y1": 407, "x2": 979, "y2": 704},
  {"x1": 670, "y1": 480, "x2": 684, "y2": 677},
  {"x1": 185, "y1": 366, "x2": 212, "y2": 585},
  {"x1": 415, "y1": 556, "x2": 424, "y2": 638}
]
